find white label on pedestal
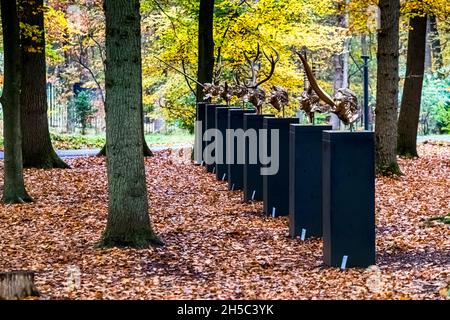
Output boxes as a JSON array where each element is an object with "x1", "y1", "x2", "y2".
[
  {"x1": 222, "y1": 173, "x2": 226, "y2": 181},
  {"x1": 301, "y1": 229, "x2": 306, "y2": 241},
  {"x1": 231, "y1": 183, "x2": 235, "y2": 191},
  {"x1": 201, "y1": 161, "x2": 204, "y2": 166},
  {"x1": 251, "y1": 190, "x2": 256, "y2": 200},
  {"x1": 272, "y1": 207, "x2": 276, "y2": 218},
  {"x1": 341, "y1": 255, "x2": 348, "y2": 270},
  {"x1": 212, "y1": 167, "x2": 216, "y2": 174}
]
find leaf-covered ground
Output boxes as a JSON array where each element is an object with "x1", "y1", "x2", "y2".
[{"x1": 0, "y1": 144, "x2": 448, "y2": 300}]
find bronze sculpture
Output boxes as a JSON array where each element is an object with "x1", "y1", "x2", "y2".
[
  {"x1": 203, "y1": 83, "x2": 221, "y2": 100},
  {"x1": 298, "y1": 87, "x2": 322, "y2": 124},
  {"x1": 269, "y1": 85, "x2": 289, "y2": 117},
  {"x1": 237, "y1": 44, "x2": 279, "y2": 114},
  {"x1": 219, "y1": 82, "x2": 234, "y2": 105},
  {"x1": 332, "y1": 88, "x2": 359, "y2": 125},
  {"x1": 296, "y1": 52, "x2": 360, "y2": 126}
]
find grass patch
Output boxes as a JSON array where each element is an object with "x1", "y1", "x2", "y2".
[
  {"x1": 423, "y1": 214, "x2": 450, "y2": 225},
  {"x1": 145, "y1": 132, "x2": 193, "y2": 146},
  {"x1": 50, "y1": 133, "x2": 105, "y2": 149},
  {"x1": 0, "y1": 131, "x2": 194, "y2": 151}
]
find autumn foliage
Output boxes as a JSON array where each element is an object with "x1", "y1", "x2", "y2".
[{"x1": 0, "y1": 143, "x2": 448, "y2": 299}]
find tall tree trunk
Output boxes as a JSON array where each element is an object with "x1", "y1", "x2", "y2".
[
  {"x1": 424, "y1": 17, "x2": 432, "y2": 72},
  {"x1": 140, "y1": 99, "x2": 153, "y2": 157},
  {"x1": 375, "y1": 0, "x2": 401, "y2": 175},
  {"x1": 332, "y1": 0, "x2": 349, "y2": 130},
  {"x1": 97, "y1": 110, "x2": 153, "y2": 157},
  {"x1": 98, "y1": 0, "x2": 161, "y2": 248},
  {"x1": 196, "y1": 0, "x2": 215, "y2": 102},
  {"x1": 397, "y1": 15, "x2": 427, "y2": 158},
  {"x1": 428, "y1": 15, "x2": 443, "y2": 72},
  {"x1": 18, "y1": 0, "x2": 68, "y2": 169},
  {"x1": 0, "y1": 0, "x2": 32, "y2": 203}
]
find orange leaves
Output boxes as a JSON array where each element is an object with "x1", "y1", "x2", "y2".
[{"x1": 0, "y1": 143, "x2": 448, "y2": 299}]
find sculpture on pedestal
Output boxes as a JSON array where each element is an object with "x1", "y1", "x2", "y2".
[
  {"x1": 296, "y1": 52, "x2": 360, "y2": 127},
  {"x1": 269, "y1": 85, "x2": 289, "y2": 117}
]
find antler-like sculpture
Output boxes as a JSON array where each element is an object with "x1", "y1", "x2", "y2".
[
  {"x1": 219, "y1": 82, "x2": 233, "y2": 105},
  {"x1": 241, "y1": 44, "x2": 280, "y2": 114},
  {"x1": 297, "y1": 53, "x2": 325, "y2": 123},
  {"x1": 156, "y1": 56, "x2": 232, "y2": 104},
  {"x1": 269, "y1": 85, "x2": 289, "y2": 117},
  {"x1": 296, "y1": 52, "x2": 360, "y2": 126},
  {"x1": 299, "y1": 88, "x2": 321, "y2": 123},
  {"x1": 203, "y1": 58, "x2": 224, "y2": 102},
  {"x1": 203, "y1": 83, "x2": 221, "y2": 100},
  {"x1": 232, "y1": 70, "x2": 249, "y2": 106}
]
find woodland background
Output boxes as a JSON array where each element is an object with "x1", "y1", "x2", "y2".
[{"x1": 0, "y1": 0, "x2": 448, "y2": 137}]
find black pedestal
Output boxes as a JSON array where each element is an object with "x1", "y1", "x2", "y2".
[
  {"x1": 215, "y1": 107, "x2": 239, "y2": 181},
  {"x1": 243, "y1": 114, "x2": 274, "y2": 201},
  {"x1": 322, "y1": 131, "x2": 375, "y2": 268},
  {"x1": 289, "y1": 125, "x2": 332, "y2": 238},
  {"x1": 262, "y1": 117, "x2": 299, "y2": 216},
  {"x1": 227, "y1": 109, "x2": 256, "y2": 190},
  {"x1": 195, "y1": 102, "x2": 208, "y2": 165},
  {"x1": 205, "y1": 104, "x2": 226, "y2": 173}
]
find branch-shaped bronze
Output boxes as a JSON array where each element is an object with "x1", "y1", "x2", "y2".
[{"x1": 296, "y1": 52, "x2": 360, "y2": 126}]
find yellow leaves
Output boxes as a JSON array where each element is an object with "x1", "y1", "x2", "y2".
[
  {"x1": 439, "y1": 285, "x2": 450, "y2": 299},
  {"x1": 25, "y1": 46, "x2": 43, "y2": 53},
  {"x1": 19, "y1": 21, "x2": 43, "y2": 42},
  {"x1": 144, "y1": 0, "x2": 350, "y2": 124},
  {"x1": 44, "y1": 5, "x2": 69, "y2": 42},
  {"x1": 401, "y1": 0, "x2": 450, "y2": 17},
  {"x1": 399, "y1": 293, "x2": 412, "y2": 300}
]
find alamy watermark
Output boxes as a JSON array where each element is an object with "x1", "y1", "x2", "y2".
[{"x1": 194, "y1": 121, "x2": 280, "y2": 175}]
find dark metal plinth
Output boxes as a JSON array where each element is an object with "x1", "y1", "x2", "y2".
[
  {"x1": 262, "y1": 117, "x2": 299, "y2": 216},
  {"x1": 322, "y1": 131, "x2": 375, "y2": 268},
  {"x1": 205, "y1": 104, "x2": 226, "y2": 173},
  {"x1": 215, "y1": 107, "x2": 239, "y2": 181},
  {"x1": 243, "y1": 114, "x2": 274, "y2": 201},
  {"x1": 195, "y1": 102, "x2": 208, "y2": 165},
  {"x1": 289, "y1": 125, "x2": 331, "y2": 238},
  {"x1": 227, "y1": 109, "x2": 255, "y2": 190}
]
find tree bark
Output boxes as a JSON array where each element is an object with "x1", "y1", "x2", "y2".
[
  {"x1": 97, "y1": 119, "x2": 153, "y2": 157},
  {"x1": 196, "y1": 0, "x2": 215, "y2": 102},
  {"x1": 18, "y1": 0, "x2": 69, "y2": 169},
  {"x1": 375, "y1": 0, "x2": 401, "y2": 175},
  {"x1": 332, "y1": 0, "x2": 349, "y2": 130},
  {"x1": 424, "y1": 17, "x2": 432, "y2": 72},
  {"x1": 0, "y1": 271, "x2": 39, "y2": 299},
  {"x1": 428, "y1": 15, "x2": 443, "y2": 72},
  {"x1": 140, "y1": 100, "x2": 153, "y2": 157},
  {"x1": 0, "y1": 0, "x2": 33, "y2": 203},
  {"x1": 97, "y1": 0, "x2": 161, "y2": 248},
  {"x1": 397, "y1": 15, "x2": 427, "y2": 158}
]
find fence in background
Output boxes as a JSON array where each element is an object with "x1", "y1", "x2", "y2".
[{"x1": 46, "y1": 83, "x2": 163, "y2": 135}]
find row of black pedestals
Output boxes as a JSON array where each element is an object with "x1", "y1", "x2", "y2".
[{"x1": 196, "y1": 102, "x2": 375, "y2": 268}]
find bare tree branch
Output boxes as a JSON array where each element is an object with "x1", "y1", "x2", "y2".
[
  {"x1": 75, "y1": 35, "x2": 105, "y2": 105},
  {"x1": 181, "y1": 59, "x2": 197, "y2": 97}
]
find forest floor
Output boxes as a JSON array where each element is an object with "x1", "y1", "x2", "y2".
[{"x1": 0, "y1": 143, "x2": 448, "y2": 300}]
